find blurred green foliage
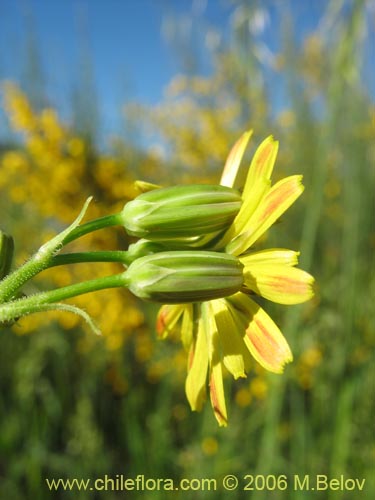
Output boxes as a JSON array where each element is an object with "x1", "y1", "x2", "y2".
[{"x1": 0, "y1": 1, "x2": 374, "y2": 499}]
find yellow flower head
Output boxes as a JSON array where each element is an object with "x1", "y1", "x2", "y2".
[{"x1": 156, "y1": 131, "x2": 315, "y2": 426}]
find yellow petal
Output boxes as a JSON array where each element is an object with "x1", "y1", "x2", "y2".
[
  {"x1": 180, "y1": 304, "x2": 194, "y2": 351},
  {"x1": 209, "y1": 299, "x2": 248, "y2": 379},
  {"x1": 227, "y1": 175, "x2": 304, "y2": 255},
  {"x1": 134, "y1": 180, "x2": 162, "y2": 193},
  {"x1": 201, "y1": 302, "x2": 228, "y2": 427},
  {"x1": 220, "y1": 130, "x2": 253, "y2": 188},
  {"x1": 209, "y1": 362, "x2": 228, "y2": 427},
  {"x1": 185, "y1": 314, "x2": 208, "y2": 412},
  {"x1": 217, "y1": 176, "x2": 270, "y2": 249},
  {"x1": 217, "y1": 137, "x2": 281, "y2": 250},
  {"x1": 156, "y1": 304, "x2": 185, "y2": 338},
  {"x1": 240, "y1": 248, "x2": 300, "y2": 267},
  {"x1": 218, "y1": 137, "x2": 278, "y2": 249},
  {"x1": 243, "y1": 135, "x2": 279, "y2": 199},
  {"x1": 243, "y1": 263, "x2": 315, "y2": 304},
  {"x1": 228, "y1": 294, "x2": 293, "y2": 373}
]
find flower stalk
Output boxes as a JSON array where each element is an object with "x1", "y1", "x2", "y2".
[
  {"x1": 49, "y1": 251, "x2": 132, "y2": 267},
  {"x1": 0, "y1": 274, "x2": 126, "y2": 325},
  {"x1": 62, "y1": 213, "x2": 123, "y2": 245}
]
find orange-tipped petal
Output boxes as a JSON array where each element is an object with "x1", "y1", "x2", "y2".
[
  {"x1": 228, "y1": 294, "x2": 292, "y2": 373},
  {"x1": 245, "y1": 306, "x2": 292, "y2": 373},
  {"x1": 201, "y1": 302, "x2": 228, "y2": 426},
  {"x1": 243, "y1": 264, "x2": 315, "y2": 304},
  {"x1": 227, "y1": 175, "x2": 304, "y2": 255},
  {"x1": 156, "y1": 304, "x2": 185, "y2": 338},
  {"x1": 209, "y1": 362, "x2": 228, "y2": 427},
  {"x1": 220, "y1": 130, "x2": 253, "y2": 188},
  {"x1": 185, "y1": 315, "x2": 208, "y2": 412}
]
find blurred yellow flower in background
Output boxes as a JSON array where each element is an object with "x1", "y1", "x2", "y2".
[{"x1": 0, "y1": 82, "x2": 144, "y2": 350}]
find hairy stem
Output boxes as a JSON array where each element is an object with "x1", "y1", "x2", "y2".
[{"x1": 0, "y1": 274, "x2": 127, "y2": 325}]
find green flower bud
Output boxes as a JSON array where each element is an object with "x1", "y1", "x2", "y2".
[
  {"x1": 126, "y1": 236, "x2": 211, "y2": 261},
  {"x1": 127, "y1": 239, "x2": 167, "y2": 263},
  {"x1": 124, "y1": 250, "x2": 244, "y2": 303},
  {"x1": 0, "y1": 231, "x2": 14, "y2": 279},
  {"x1": 121, "y1": 184, "x2": 242, "y2": 240}
]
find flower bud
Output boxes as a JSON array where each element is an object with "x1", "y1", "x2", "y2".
[
  {"x1": 124, "y1": 250, "x2": 244, "y2": 303},
  {"x1": 126, "y1": 239, "x2": 167, "y2": 263},
  {"x1": 121, "y1": 184, "x2": 242, "y2": 240},
  {"x1": 0, "y1": 231, "x2": 14, "y2": 279}
]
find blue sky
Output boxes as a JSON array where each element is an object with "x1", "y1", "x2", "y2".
[
  {"x1": 0, "y1": 0, "x2": 192, "y2": 135},
  {"x1": 0, "y1": 1, "x2": 238, "y2": 131},
  {"x1": 0, "y1": 0, "x2": 373, "y2": 141}
]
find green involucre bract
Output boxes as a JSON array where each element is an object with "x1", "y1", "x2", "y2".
[
  {"x1": 124, "y1": 250, "x2": 244, "y2": 303},
  {"x1": 121, "y1": 184, "x2": 242, "y2": 239}
]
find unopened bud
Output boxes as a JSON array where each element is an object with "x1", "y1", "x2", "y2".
[
  {"x1": 126, "y1": 239, "x2": 167, "y2": 263},
  {"x1": 121, "y1": 184, "x2": 242, "y2": 240},
  {"x1": 124, "y1": 250, "x2": 244, "y2": 303}
]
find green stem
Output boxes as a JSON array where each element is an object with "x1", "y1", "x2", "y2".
[
  {"x1": 0, "y1": 212, "x2": 125, "y2": 304},
  {"x1": 49, "y1": 251, "x2": 132, "y2": 267},
  {"x1": 0, "y1": 256, "x2": 50, "y2": 304},
  {"x1": 0, "y1": 274, "x2": 128, "y2": 325},
  {"x1": 63, "y1": 213, "x2": 123, "y2": 245}
]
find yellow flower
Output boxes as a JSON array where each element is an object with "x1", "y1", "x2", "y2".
[{"x1": 156, "y1": 131, "x2": 315, "y2": 426}]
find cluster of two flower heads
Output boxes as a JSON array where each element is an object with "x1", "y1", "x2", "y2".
[{"x1": 120, "y1": 130, "x2": 314, "y2": 426}]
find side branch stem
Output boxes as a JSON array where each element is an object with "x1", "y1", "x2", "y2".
[{"x1": 63, "y1": 213, "x2": 123, "y2": 244}]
